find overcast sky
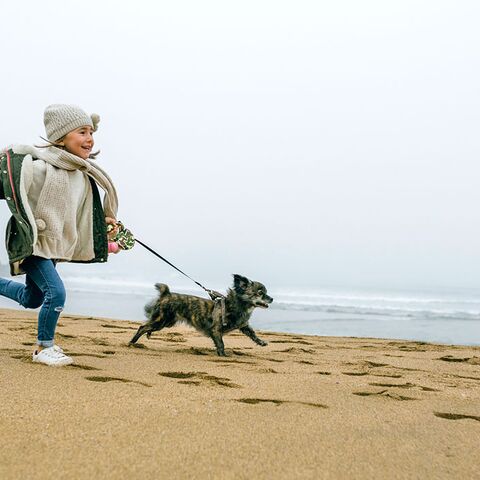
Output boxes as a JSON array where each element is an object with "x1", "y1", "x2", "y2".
[{"x1": 1, "y1": 1, "x2": 479, "y2": 291}]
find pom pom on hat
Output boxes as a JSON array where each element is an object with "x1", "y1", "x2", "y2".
[
  {"x1": 90, "y1": 113, "x2": 100, "y2": 131},
  {"x1": 44, "y1": 104, "x2": 100, "y2": 142}
]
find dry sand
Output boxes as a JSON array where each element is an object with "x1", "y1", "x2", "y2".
[{"x1": 0, "y1": 307, "x2": 479, "y2": 479}]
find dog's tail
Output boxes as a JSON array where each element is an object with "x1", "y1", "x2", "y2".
[
  {"x1": 144, "y1": 284, "x2": 171, "y2": 320},
  {"x1": 154, "y1": 283, "x2": 170, "y2": 296},
  {"x1": 144, "y1": 300, "x2": 157, "y2": 320}
]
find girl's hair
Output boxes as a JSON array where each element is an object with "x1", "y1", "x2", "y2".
[{"x1": 36, "y1": 136, "x2": 100, "y2": 159}]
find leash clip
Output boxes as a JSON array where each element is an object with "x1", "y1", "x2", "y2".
[{"x1": 207, "y1": 289, "x2": 225, "y2": 301}]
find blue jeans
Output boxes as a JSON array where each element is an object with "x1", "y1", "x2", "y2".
[{"x1": 0, "y1": 256, "x2": 66, "y2": 348}]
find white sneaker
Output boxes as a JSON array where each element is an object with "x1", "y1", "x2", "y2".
[{"x1": 32, "y1": 345, "x2": 73, "y2": 366}]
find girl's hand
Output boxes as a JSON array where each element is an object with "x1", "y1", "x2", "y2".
[{"x1": 105, "y1": 217, "x2": 118, "y2": 240}]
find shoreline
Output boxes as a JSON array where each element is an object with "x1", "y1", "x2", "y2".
[
  {"x1": 1, "y1": 307, "x2": 479, "y2": 479},
  {"x1": 1, "y1": 290, "x2": 479, "y2": 346}
]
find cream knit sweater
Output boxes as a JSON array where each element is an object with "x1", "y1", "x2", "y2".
[{"x1": 10, "y1": 145, "x2": 118, "y2": 262}]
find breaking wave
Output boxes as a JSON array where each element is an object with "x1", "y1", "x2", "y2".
[{"x1": 62, "y1": 276, "x2": 480, "y2": 322}]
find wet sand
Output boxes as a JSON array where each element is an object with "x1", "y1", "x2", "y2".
[{"x1": 0, "y1": 307, "x2": 479, "y2": 479}]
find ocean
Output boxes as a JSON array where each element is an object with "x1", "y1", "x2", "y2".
[{"x1": 1, "y1": 273, "x2": 478, "y2": 346}]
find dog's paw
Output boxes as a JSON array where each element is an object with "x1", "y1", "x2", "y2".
[
  {"x1": 217, "y1": 351, "x2": 227, "y2": 357},
  {"x1": 258, "y1": 340, "x2": 268, "y2": 347}
]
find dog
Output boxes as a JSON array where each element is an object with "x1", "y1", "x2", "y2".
[{"x1": 129, "y1": 274, "x2": 273, "y2": 356}]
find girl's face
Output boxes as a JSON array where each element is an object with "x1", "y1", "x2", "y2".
[{"x1": 61, "y1": 126, "x2": 95, "y2": 159}]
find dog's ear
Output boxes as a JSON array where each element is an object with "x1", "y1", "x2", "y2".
[{"x1": 233, "y1": 274, "x2": 251, "y2": 290}]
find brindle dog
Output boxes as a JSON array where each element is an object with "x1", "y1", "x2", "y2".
[{"x1": 129, "y1": 274, "x2": 273, "y2": 356}]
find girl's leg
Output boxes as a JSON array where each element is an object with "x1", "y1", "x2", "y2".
[
  {"x1": 21, "y1": 257, "x2": 66, "y2": 349},
  {"x1": 0, "y1": 273, "x2": 45, "y2": 309}
]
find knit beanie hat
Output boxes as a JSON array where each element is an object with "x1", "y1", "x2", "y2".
[{"x1": 44, "y1": 104, "x2": 100, "y2": 142}]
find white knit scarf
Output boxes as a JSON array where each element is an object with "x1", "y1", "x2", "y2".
[{"x1": 39, "y1": 146, "x2": 118, "y2": 219}]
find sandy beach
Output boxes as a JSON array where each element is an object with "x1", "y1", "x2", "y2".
[{"x1": 0, "y1": 307, "x2": 479, "y2": 479}]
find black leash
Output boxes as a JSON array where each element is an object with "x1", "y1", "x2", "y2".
[
  {"x1": 135, "y1": 238, "x2": 225, "y2": 302},
  {"x1": 135, "y1": 238, "x2": 227, "y2": 325}
]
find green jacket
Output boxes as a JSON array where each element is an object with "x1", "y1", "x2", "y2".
[{"x1": 0, "y1": 148, "x2": 108, "y2": 275}]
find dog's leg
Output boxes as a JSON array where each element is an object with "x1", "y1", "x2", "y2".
[
  {"x1": 210, "y1": 306, "x2": 226, "y2": 356},
  {"x1": 240, "y1": 326, "x2": 268, "y2": 346},
  {"x1": 210, "y1": 331, "x2": 226, "y2": 356},
  {"x1": 129, "y1": 323, "x2": 154, "y2": 345}
]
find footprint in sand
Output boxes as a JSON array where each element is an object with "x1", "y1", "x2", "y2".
[
  {"x1": 158, "y1": 371, "x2": 241, "y2": 388},
  {"x1": 101, "y1": 324, "x2": 138, "y2": 331},
  {"x1": 256, "y1": 368, "x2": 279, "y2": 374},
  {"x1": 174, "y1": 347, "x2": 210, "y2": 356},
  {"x1": 362, "y1": 361, "x2": 389, "y2": 367},
  {"x1": 235, "y1": 398, "x2": 327, "y2": 409},
  {"x1": 371, "y1": 373, "x2": 403, "y2": 379},
  {"x1": 369, "y1": 382, "x2": 439, "y2": 392},
  {"x1": 393, "y1": 344, "x2": 426, "y2": 352},
  {"x1": 451, "y1": 374, "x2": 480, "y2": 381},
  {"x1": 10, "y1": 354, "x2": 30, "y2": 361},
  {"x1": 231, "y1": 350, "x2": 255, "y2": 357},
  {"x1": 269, "y1": 340, "x2": 314, "y2": 346},
  {"x1": 69, "y1": 364, "x2": 101, "y2": 371},
  {"x1": 434, "y1": 412, "x2": 480, "y2": 422},
  {"x1": 85, "y1": 376, "x2": 151, "y2": 387},
  {"x1": 208, "y1": 358, "x2": 255, "y2": 365},
  {"x1": 158, "y1": 372, "x2": 197, "y2": 379},
  {"x1": 388, "y1": 366, "x2": 426, "y2": 373},
  {"x1": 275, "y1": 347, "x2": 316, "y2": 354},
  {"x1": 353, "y1": 390, "x2": 417, "y2": 401},
  {"x1": 438, "y1": 356, "x2": 480, "y2": 365}
]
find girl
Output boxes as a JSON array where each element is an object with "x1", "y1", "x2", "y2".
[{"x1": 0, "y1": 104, "x2": 119, "y2": 366}]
